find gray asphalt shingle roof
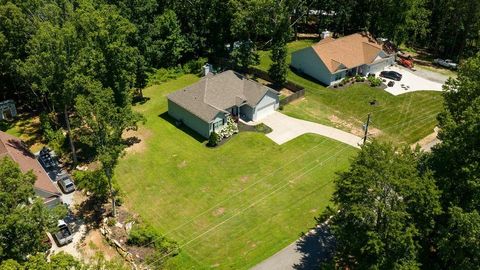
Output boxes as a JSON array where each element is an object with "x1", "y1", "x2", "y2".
[{"x1": 168, "y1": 70, "x2": 275, "y2": 122}]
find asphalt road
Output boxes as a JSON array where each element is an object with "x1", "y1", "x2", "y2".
[{"x1": 251, "y1": 224, "x2": 335, "y2": 270}]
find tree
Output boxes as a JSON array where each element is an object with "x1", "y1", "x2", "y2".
[
  {"x1": 268, "y1": 1, "x2": 291, "y2": 86},
  {"x1": 0, "y1": 157, "x2": 66, "y2": 262},
  {"x1": 74, "y1": 79, "x2": 142, "y2": 216},
  {"x1": 436, "y1": 207, "x2": 480, "y2": 269},
  {"x1": 429, "y1": 53, "x2": 480, "y2": 211},
  {"x1": 331, "y1": 141, "x2": 441, "y2": 269},
  {"x1": 146, "y1": 10, "x2": 188, "y2": 68}
]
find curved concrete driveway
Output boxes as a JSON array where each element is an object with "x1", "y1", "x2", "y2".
[{"x1": 262, "y1": 112, "x2": 362, "y2": 148}]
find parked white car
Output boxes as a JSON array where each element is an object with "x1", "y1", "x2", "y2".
[{"x1": 433, "y1": 58, "x2": 458, "y2": 69}]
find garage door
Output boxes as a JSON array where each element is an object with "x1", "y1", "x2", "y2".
[
  {"x1": 369, "y1": 59, "x2": 390, "y2": 74},
  {"x1": 254, "y1": 102, "x2": 276, "y2": 120}
]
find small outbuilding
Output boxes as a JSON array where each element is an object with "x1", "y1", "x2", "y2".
[{"x1": 167, "y1": 70, "x2": 279, "y2": 138}]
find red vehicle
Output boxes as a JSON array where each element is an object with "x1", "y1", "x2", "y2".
[{"x1": 396, "y1": 52, "x2": 415, "y2": 70}]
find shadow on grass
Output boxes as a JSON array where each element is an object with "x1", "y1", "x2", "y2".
[
  {"x1": 159, "y1": 112, "x2": 207, "y2": 143},
  {"x1": 0, "y1": 113, "x2": 42, "y2": 147},
  {"x1": 293, "y1": 223, "x2": 336, "y2": 270},
  {"x1": 289, "y1": 67, "x2": 329, "y2": 88}
]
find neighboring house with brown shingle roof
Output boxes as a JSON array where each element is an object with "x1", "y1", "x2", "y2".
[
  {"x1": 0, "y1": 131, "x2": 61, "y2": 208},
  {"x1": 167, "y1": 70, "x2": 279, "y2": 138},
  {"x1": 291, "y1": 32, "x2": 395, "y2": 86}
]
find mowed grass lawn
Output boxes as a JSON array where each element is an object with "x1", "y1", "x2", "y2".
[
  {"x1": 256, "y1": 40, "x2": 444, "y2": 144},
  {"x1": 115, "y1": 75, "x2": 358, "y2": 269}
]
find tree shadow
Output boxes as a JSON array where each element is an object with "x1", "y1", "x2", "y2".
[
  {"x1": 293, "y1": 223, "x2": 336, "y2": 270},
  {"x1": 158, "y1": 112, "x2": 207, "y2": 143}
]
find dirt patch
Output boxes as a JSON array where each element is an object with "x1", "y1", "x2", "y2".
[
  {"x1": 177, "y1": 160, "x2": 187, "y2": 168},
  {"x1": 240, "y1": 176, "x2": 249, "y2": 183},
  {"x1": 280, "y1": 88, "x2": 294, "y2": 97},
  {"x1": 412, "y1": 127, "x2": 440, "y2": 151},
  {"x1": 329, "y1": 114, "x2": 382, "y2": 138},
  {"x1": 212, "y1": 207, "x2": 225, "y2": 217},
  {"x1": 287, "y1": 97, "x2": 305, "y2": 105},
  {"x1": 80, "y1": 229, "x2": 119, "y2": 262},
  {"x1": 123, "y1": 127, "x2": 153, "y2": 154}
]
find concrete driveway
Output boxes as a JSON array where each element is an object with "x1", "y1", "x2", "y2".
[
  {"x1": 382, "y1": 66, "x2": 444, "y2": 96},
  {"x1": 261, "y1": 112, "x2": 362, "y2": 148}
]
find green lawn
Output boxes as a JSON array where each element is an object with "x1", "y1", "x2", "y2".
[
  {"x1": 115, "y1": 75, "x2": 357, "y2": 269},
  {"x1": 256, "y1": 40, "x2": 444, "y2": 144}
]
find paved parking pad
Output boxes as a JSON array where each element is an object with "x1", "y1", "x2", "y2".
[{"x1": 382, "y1": 66, "x2": 444, "y2": 95}]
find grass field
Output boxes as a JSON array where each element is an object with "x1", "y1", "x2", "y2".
[
  {"x1": 256, "y1": 40, "x2": 444, "y2": 144},
  {"x1": 115, "y1": 75, "x2": 358, "y2": 269}
]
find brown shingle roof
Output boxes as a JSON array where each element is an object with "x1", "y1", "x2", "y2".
[
  {"x1": 168, "y1": 70, "x2": 275, "y2": 122},
  {"x1": 311, "y1": 32, "x2": 386, "y2": 73},
  {"x1": 0, "y1": 132, "x2": 60, "y2": 198}
]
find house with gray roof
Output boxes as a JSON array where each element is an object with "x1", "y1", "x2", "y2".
[{"x1": 167, "y1": 70, "x2": 279, "y2": 138}]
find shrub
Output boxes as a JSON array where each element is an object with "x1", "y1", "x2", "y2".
[
  {"x1": 183, "y1": 57, "x2": 208, "y2": 75},
  {"x1": 147, "y1": 67, "x2": 184, "y2": 86},
  {"x1": 217, "y1": 116, "x2": 238, "y2": 138},
  {"x1": 341, "y1": 77, "x2": 350, "y2": 85},
  {"x1": 368, "y1": 76, "x2": 382, "y2": 87},
  {"x1": 355, "y1": 75, "x2": 362, "y2": 82},
  {"x1": 127, "y1": 224, "x2": 179, "y2": 256},
  {"x1": 107, "y1": 218, "x2": 116, "y2": 227},
  {"x1": 208, "y1": 132, "x2": 220, "y2": 147}
]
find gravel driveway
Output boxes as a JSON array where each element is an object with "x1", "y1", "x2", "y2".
[{"x1": 261, "y1": 112, "x2": 362, "y2": 148}]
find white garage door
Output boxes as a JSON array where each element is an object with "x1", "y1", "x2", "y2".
[
  {"x1": 254, "y1": 102, "x2": 276, "y2": 120},
  {"x1": 369, "y1": 58, "x2": 390, "y2": 74}
]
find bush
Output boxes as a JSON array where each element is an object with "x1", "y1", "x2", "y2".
[
  {"x1": 217, "y1": 116, "x2": 238, "y2": 139},
  {"x1": 341, "y1": 77, "x2": 350, "y2": 85},
  {"x1": 355, "y1": 75, "x2": 363, "y2": 82},
  {"x1": 146, "y1": 67, "x2": 185, "y2": 86},
  {"x1": 208, "y1": 132, "x2": 220, "y2": 147},
  {"x1": 183, "y1": 57, "x2": 208, "y2": 75},
  {"x1": 368, "y1": 76, "x2": 382, "y2": 87},
  {"x1": 127, "y1": 224, "x2": 179, "y2": 256}
]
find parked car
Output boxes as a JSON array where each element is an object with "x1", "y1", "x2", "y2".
[
  {"x1": 57, "y1": 174, "x2": 75, "y2": 194},
  {"x1": 53, "y1": 219, "x2": 73, "y2": 246},
  {"x1": 380, "y1": 71, "x2": 402, "y2": 81},
  {"x1": 38, "y1": 147, "x2": 58, "y2": 169},
  {"x1": 433, "y1": 58, "x2": 458, "y2": 69}
]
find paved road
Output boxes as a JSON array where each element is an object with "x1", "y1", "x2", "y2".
[
  {"x1": 262, "y1": 112, "x2": 362, "y2": 148},
  {"x1": 251, "y1": 224, "x2": 335, "y2": 270}
]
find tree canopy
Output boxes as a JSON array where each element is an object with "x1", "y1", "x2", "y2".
[{"x1": 0, "y1": 157, "x2": 66, "y2": 262}]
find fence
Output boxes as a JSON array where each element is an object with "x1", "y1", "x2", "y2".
[{"x1": 246, "y1": 67, "x2": 305, "y2": 105}]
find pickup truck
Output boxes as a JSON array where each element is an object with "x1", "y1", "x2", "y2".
[
  {"x1": 433, "y1": 58, "x2": 458, "y2": 69},
  {"x1": 53, "y1": 220, "x2": 73, "y2": 246}
]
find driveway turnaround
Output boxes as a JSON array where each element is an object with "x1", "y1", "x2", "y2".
[
  {"x1": 262, "y1": 112, "x2": 362, "y2": 148},
  {"x1": 382, "y1": 66, "x2": 444, "y2": 96}
]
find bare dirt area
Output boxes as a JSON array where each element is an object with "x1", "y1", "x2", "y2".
[
  {"x1": 328, "y1": 114, "x2": 382, "y2": 138},
  {"x1": 412, "y1": 127, "x2": 440, "y2": 152},
  {"x1": 123, "y1": 127, "x2": 153, "y2": 154},
  {"x1": 80, "y1": 229, "x2": 119, "y2": 261}
]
